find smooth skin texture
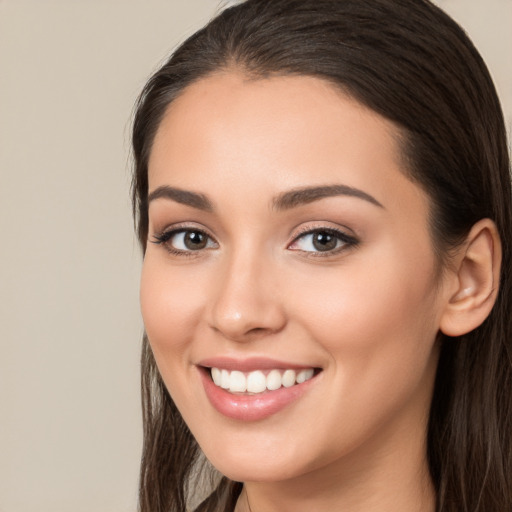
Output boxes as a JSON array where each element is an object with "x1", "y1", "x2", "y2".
[{"x1": 140, "y1": 73, "x2": 500, "y2": 512}]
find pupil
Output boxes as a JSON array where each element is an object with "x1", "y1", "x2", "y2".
[
  {"x1": 185, "y1": 231, "x2": 207, "y2": 250},
  {"x1": 313, "y1": 232, "x2": 337, "y2": 251}
]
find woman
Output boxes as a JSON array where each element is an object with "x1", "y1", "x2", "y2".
[{"x1": 131, "y1": 1, "x2": 512, "y2": 511}]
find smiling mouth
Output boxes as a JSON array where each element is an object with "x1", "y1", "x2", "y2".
[{"x1": 207, "y1": 367, "x2": 321, "y2": 394}]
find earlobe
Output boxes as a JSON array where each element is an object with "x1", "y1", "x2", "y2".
[{"x1": 439, "y1": 219, "x2": 501, "y2": 337}]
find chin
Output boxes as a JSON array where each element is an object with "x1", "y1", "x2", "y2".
[
  {"x1": 212, "y1": 458, "x2": 299, "y2": 483},
  {"x1": 201, "y1": 439, "x2": 318, "y2": 484}
]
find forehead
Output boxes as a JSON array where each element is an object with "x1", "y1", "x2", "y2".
[
  {"x1": 148, "y1": 72, "x2": 426, "y2": 218},
  {"x1": 150, "y1": 73, "x2": 401, "y2": 175}
]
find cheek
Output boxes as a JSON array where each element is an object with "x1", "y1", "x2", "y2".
[
  {"x1": 286, "y1": 245, "x2": 441, "y2": 403},
  {"x1": 294, "y1": 232, "x2": 439, "y2": 341},
  {"x1": 140, "y1": 255, "x2": 222, "y2": 435},
  {"x1": 269, "y1": 259, "x2": 441, "y2": 466},
  {"x1": 140, "y1": 254, "x2": 206, "y2": 368}
]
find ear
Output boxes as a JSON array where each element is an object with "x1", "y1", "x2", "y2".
[{"x1": 439, "y1": 218, "x2": 501, "y2": 337}]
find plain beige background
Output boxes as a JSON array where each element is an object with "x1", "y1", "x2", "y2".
[{"x1": 0, "y1": 1, "x2": 510, "y2": 511}]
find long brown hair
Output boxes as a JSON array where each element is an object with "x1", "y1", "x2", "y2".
[{"x1": 131, "y1": 1, "x2": 512, "y2": 510}]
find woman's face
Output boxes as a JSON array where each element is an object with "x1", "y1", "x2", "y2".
[{"x1": 141, "y1": 73, "x2": 451, "y2": 483}]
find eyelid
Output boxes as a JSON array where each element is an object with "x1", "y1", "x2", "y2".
[{"x1": 151, "y1": 221, "x2": 216, "y2": 240}]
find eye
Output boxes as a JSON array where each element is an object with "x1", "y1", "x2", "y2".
[
  {"x1": 288, "y1": 228, "x2": 358, "y2": 254},
  {"x1": 151, "y1": 228, "x2": 218, "y2": 254}
]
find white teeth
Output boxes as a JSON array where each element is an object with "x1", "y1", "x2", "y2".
[
  {"x1": 229, "y1": 371, "x2": 247, "y2": 393},
  {"x1": 247, "y1": 370, "x2": 267, "y2": 393},
  {"x1": 210, "y1": 367, "x2": 316, "y2": 394},
  {"x1": 220, "y1": 369, "x2": 230, "y2": 389},
  {"x1": 211, "y1": 367, "x2": 221, "y2": 386},
  {"x1": 266, "y1": 369, "x2": 282, "y2": 391},
  {"x1": 296, "y1": 368, "x2": 314, "y2": 384},
  {"x1": 282, "y1": 369, "x2": 296, "y2": 388}
]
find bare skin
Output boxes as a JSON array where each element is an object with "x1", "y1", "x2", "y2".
[{"x1": 141, "y1": 72, "x2": 500, "y2": 512}]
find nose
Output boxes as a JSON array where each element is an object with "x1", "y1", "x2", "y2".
[{"x1": 207, "y1": 251, "x2": 287, "y2": 342}]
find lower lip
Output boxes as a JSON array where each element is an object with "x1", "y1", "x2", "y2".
[{"x1": 199, "y1": 368, "x2": 319, "y2": 421}]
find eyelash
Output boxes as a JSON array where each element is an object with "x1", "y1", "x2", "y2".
[
  {"x1": 150, "y1": 225, "x2": 359, "y2": 257},
  {"x1": 288, "y1": 226, "x2": 359, "y2": 257},
  {"x1": 151, "y1": 227, "x2": 218, "y2": 257}
]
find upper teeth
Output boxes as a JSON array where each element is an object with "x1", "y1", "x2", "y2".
[{"x1": 210, "y1": 368, "x2": 315, "y2": 394}]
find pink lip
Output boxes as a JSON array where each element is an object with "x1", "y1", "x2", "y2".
[
  {"x1": 198, "y1": 356, "x2": 315, "y2": 372},
  {"x1": 197, "y1": 364, "x2": 321, "y2": 422}
]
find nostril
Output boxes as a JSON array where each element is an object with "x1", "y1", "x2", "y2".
[{"x1": 247, "y1": 327, "x2": 268, "y2": 335}]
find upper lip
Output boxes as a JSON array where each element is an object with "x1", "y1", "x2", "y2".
[{"x1": 197, "y1": 356, "x2": 319, "y2": 372}]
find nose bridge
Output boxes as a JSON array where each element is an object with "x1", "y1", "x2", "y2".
[{"x1": 208, "y1": 243, "x2": 285, "y2": 341}]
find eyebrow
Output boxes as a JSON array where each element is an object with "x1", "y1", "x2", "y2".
[
  {"x1": 147, "y1": 185, "x2": 213, "y2": 212},
  {"x1": 272, "y1": 184, "x2": 384, "y2": 210},
  {"x1": 147, "y1": 183, "x2": 383, "y2": 212}
]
